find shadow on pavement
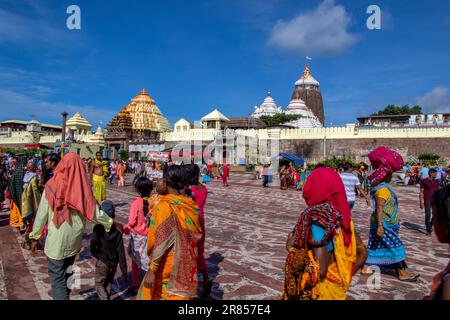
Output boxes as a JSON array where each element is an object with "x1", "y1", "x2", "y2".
[
  {"x1": 204, "y1": 251, "x2": 225, "y2": 300},
  {"x1": 402, "y1": 222, "x2": 428, "y2": 235}
]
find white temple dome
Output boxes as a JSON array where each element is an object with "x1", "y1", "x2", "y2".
[
  {"x1": 252, "y1": 92, "x2": 283, "y2": 118},
  {"x1": 66, "y1": 112, "x2": 92, "y2": 129},
  {"x1": 286, "y1": 98, "x2": 308, "y2": 113},
  {"x1": 295, "y1": 66, "x2": 320, "y2": 87},
  {"x1": 285, "y1": 98, "x2": 323, "y2": 128}
]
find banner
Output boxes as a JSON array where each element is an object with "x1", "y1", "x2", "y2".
[
  {"x1": 426, "y1": 113, "x2": 443, "y2": 125},
  {"x1": 409, "y1": 114, "x2": 425, "y2": 125},
  {"x1": 147, "y1": 151, "x2": 170, "y2": 161}
]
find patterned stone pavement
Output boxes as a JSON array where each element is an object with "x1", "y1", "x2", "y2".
[{"x1": 0, "y1": 173, "x2": 449, "y2": 300}]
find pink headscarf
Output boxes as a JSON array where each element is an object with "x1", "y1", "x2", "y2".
[{"x1": 367, "y1": 146, "x2": 404, "y2": 188}]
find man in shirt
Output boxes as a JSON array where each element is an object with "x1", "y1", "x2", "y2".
[
  {"x1": 30, "y1": 153, "x2": 118, "y2": 300},
  {"x1": 420, "y1": 168, "x2": 440, "y2": 235},
  {"x1": 421, "y1": 164, "x2": 429, "y2": 180},
  {"x1": 40, "y1": 153, "x2": 61, "y2": 187},
  {"x1": 340, "y1": 163, "x2": 370, "y2": 210}
]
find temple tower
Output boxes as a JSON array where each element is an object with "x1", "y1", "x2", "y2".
[{"x1": 290, "y1": 65, "x2": 325, "y2": 125}]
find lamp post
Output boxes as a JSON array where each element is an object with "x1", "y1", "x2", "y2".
[{"x1": 61, "y1": 111, "x2": 68, "y2": 156}]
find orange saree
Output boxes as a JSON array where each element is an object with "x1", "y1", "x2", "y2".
[{"x1": 137, "y1": 194, "x2": 202, "y2": 300}]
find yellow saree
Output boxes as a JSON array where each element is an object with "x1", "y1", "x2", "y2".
[
  {"x1": 317, "y1": 222, "x2": 356, "y2": 300},
  {"x1": 21, "y1": 175, "x2": 41, "y2": 220},
  {"x1": 138, "y1": 194, "x2": 202, "y2": 300}
]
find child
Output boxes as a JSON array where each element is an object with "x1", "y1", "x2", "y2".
[
  {"x1": 90, "y1": 200, "x2": 127, "y2": 300},
  {"x1": 295, "y1": 169, "x2": 302, "y2": 191},
  {"x1": 124, "y1": 177, "x2": 153, "y2": 294},
  {"x1": 426, "y1": 185, "x2": 450, "y2": 300}
]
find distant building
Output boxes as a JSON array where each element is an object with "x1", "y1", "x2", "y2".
[
  {"x1": 0, "y1": 119, "x2": 62, "y2": 134},
  {"x1": 357, "y1": 113, "x2": 450, "y2": 128},
  {"x1": 201, "y1": 109, "x2": 230, "y2": 130},
  {"x1": 250, "y1": 66, "x2": 324, "y2": 128},
  {"x1": 284, "y1": 97, "x2": 322, "y2": 128},
  {"x1": 290, "y1": 65, "x2": 325, "y2": 125},
  {"x1": 226, "y1": 117, "x2": 267, "y2": 130},
  {"x1": 0, "y1": 114, "x2": 106, "y2": 158},
  {"x1": 105, "y1": 89, "x2": 171, "y2": 159},
  {"x1": 252, "y1": 92, "x2": 282, "y2": 118}
]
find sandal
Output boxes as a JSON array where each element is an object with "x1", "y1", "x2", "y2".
[
  {"x1": 398, "y1": 273, "x2": 420, "y2": 282},
  {"x1": 360, "y1": 266, "x2": 375, "y2": 275}
]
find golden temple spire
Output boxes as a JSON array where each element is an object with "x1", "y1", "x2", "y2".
[{"x1": 302, "y1": 65, "x2": 311, "y2": 79}]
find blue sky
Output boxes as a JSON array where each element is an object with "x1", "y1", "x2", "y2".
[{"x1": 0, "y1": 0, "x2": 449, "y2": 127}]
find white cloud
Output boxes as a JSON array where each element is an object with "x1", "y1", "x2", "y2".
[
  {"x1": 268, "y1": 0, "x2": 358, "y2": 56},
  {"x1": 416, "y1": 86, "x2": 450, "y2": 113},
  {"x1": 0, "y1": 89, "x2": 115, "y2": 128}
]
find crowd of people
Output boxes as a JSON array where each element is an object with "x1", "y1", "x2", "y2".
[
  {"x1": 279, "y1": 162, "x2": 311, "y2": 191},
  {"x1": 0, "y1": 146, "x2": 449, "y2": 300}
]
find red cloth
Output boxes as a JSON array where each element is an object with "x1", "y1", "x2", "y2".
[
  {"x1": 191, "y1": 185, "x2": 208, "y2": 271},
  {"x1": 302, "y1": 167, "x2": 352, "y2": 246},
  {"x1": 45, "y1": 153, "x2": 96, "y2": 228},
  {"x1": 222, "y1": 165, "x2": 229, "y2": 177},
  {"x1": 367, "y1": 146, "x2": 404, "y2": 188}
]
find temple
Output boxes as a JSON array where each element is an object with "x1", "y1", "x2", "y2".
[
  {"x1": 252, "y1": 92, "x2": 282, "y2": 118},
  {"x1": 290, "y1": 65, "x2": 325, "y2": 125},
  {"x1": 105, "y1": 89, "x2": 171, "y2": 158},
  {"x1": 284, "y1": 97, "x2": 322, "y2": 128}
]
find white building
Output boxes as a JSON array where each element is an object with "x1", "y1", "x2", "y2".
[
  {"x1": 284, "y1": 98, "x2": 322, "y2": 128},
  {"x1": 252, "y1": 92, "x2": 283, "y2": 118}
]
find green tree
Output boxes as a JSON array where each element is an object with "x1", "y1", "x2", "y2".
[
  {"x1": 418, "y1": 152, "x2": 440, "y2": 165},
  {"x1": 119, "y1": 149, "x2": 129, "y2": 161},
  {"x1": 371, "y1": 104, "x2": 422, "y2": 116},
  {"x1": 260, "y1": 113, "x2": 301, "y2": 126}
]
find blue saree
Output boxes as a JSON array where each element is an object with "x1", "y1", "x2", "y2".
[{"x1": 366, "y1": 182, "x2": 407, "y2": 266}]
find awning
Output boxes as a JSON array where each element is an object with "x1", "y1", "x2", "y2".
[{"x1": 271, "y1": 153, "x2": 305, "y2": 168}]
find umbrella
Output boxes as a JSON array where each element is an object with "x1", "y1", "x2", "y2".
[{"x1": 271, "y1": 153, "x2": 305, "y2": 168}]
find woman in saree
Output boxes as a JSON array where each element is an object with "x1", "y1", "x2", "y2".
[
  {"x1": 361, "y1": 146, "x2": 419, "y2": 282},
  {"x1": 282, "y1": 167, "x2": 367, "y2": 300},
  {"x1": 280, "y1": 165, "x2": 287, "y2": 190},
  {"x1": 8, "y1": 156, "x2": 28, "y2": 231},
  {"x1": 287, "y1": 162, "x2": 296, "y2": 188},
  {"x1": 300, "y1": 167, "x2": 307, "y2": 189},
  {"x1": 138, "y1": 165, "x2": 202, "y2": 300},
  {"x1": 21, "y1": 162, "x2": 42, "y2": 248}
]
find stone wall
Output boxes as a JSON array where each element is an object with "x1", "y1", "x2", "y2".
[{"x1": 281, "y1": 138, "x2": 450, "y2": 163}]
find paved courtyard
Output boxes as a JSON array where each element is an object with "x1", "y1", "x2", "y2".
[{"x1": 0, "y1": 173, "x2": 449, "y2": 300}]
